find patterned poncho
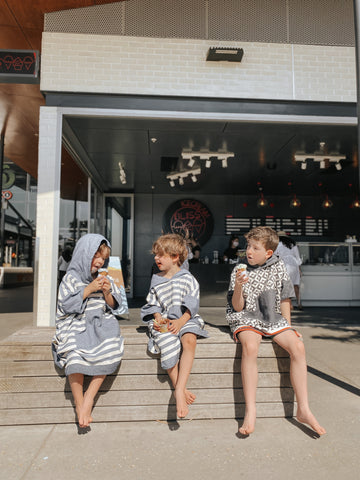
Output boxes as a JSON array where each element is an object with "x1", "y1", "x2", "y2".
[
  {"x1": 52, "y1": 234, "x2": 124, "y2": 376},
  {"x1": 226, "y1": 254, "x2": 295, "y2": 339},
  {"x1": 141, "y1": 268, "x2": 208, "y2": 369}
]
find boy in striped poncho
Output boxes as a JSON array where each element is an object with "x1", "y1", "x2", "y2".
[
  {"x1": 141, "y1": 234, "x2": 209, "y2": 418},
  {"x1": 52, "y1": 234, "x2": 125, "y2": 428}
]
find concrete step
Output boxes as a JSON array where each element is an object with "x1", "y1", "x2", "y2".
[{"x1": 0, "y1": 325, "x2": 295, "y2": 425}]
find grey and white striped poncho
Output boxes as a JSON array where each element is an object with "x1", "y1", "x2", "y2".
[
  {"x1": 141, "y1": 268, "x2": 208, "y2": 370},
  {"x1": 52, "y1": 234, "x2": 124, "y2": 376}
]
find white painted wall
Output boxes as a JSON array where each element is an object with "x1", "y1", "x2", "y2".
[{"x1": 40, "y1": 33, "x2": 356, "y2": 102}]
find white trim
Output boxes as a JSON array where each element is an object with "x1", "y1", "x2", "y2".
[{"x1": 59, "y1": 106, "x2": 357, "y2": 126}]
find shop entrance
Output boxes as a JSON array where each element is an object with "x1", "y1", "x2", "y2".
[{"x1": 104, "y1": 194, "x2": 134, "y2": 298}]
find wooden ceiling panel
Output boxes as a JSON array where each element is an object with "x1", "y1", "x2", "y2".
[
  {"x1": 0, "y1": 26, "x2": 30, "y2": 49},
  {"x1": 22, "y1": 28, "x2": 43, "y2": 51},
  {"x1": 0, "y1": 0, "x2": 18, "y2": 27}
]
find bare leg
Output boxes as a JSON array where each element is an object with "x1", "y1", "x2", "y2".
[
  {"x1": 274, "y1": 330, "x2": 326, "y2": 435},
  {"x1": 81, "y1": 375, "x2": 106, "y2": 427},
  {"x1": 238, "y1": 331, "x2": 262, "y2": 435},
  {"x1": 172, "y1": 333, "x2": 197, "y2": 418},
  {"x1": 68, "y1": 373, "x2": 85, "y2": 427},
  {"x1": 294, "y1": 285, "x2": 302, "y2": 309},
  {"x1": 167, "y1": 360, "x2": 195, "y2": 408}
]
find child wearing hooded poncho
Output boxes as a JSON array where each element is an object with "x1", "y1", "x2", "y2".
[{"x1": 52, "y1": 234, "x2": 125, "y2": 428}]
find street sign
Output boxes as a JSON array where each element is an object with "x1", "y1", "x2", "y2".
[{"x1": 2, "y1": 191, "x2": 12, "y2": 200}]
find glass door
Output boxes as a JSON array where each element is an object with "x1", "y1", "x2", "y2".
[{"x1": 104, "y1": 194, "x2": 134, "y2": 297}]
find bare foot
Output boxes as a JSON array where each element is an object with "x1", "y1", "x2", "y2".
[
  {"x1": 185, "y1": 389, "x2": 196, "y2": 405},
  {"x1": 81, "y1": 394, "x2": 94, "y2": 427},
  {"x1": 239, "y1": 407, "x2": 256, "y2": 435},
  {"x1": 175, "y1": 388, "x2": 189, "y2": 418},
  {"x1": 297, "y1": 409, "x2": 326, "y2": 435},
  {"x1": 75, "y1": 402, "x2": 86, "y2": 428}
]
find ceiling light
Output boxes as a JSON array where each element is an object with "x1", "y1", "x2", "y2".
[
  {"x1": 301, "y1": 161, "x2": 307, "y2": 170},
  {"x1": 320, "y1": 160, "x2": 326, "y2": 169},
  {"x1": 191, "y1": 175, "x2": 197, "y2": 182},
  {"x1": 290, "y1": 194, "x2": 301, "y2": 208},
  {"x1": 169, "y1": 179, "x2": 175, "y2": 187},
  {"x1": 322, "y1": 195, "x2": 333, "y2": 209},
  {"x1": 352, "y1": 198, "x2": 360, "y2": 208},
  {"x1": 179, "y1": 177, "x2": 184, "y2": 185},
  {"x1": 188, "y1": 157, "x2": 195, "y2": 167},
  {"x1": 335, "y1": 162, "x2": 342, "y2": 171},
  {"x1": 205, "y1": 159, "x2": 211, "y2": 168},
  {"x1": 257, "y1": 193, "x2": 268, "y2": 208},
  {"x1": 222, "y1": 158, "x2": 228, "y2": 168}
]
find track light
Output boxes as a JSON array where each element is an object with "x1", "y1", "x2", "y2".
[
  {"x1": 191, "y1": 175, "x2": 197, "y2": 182},
  {"x1": 169, "y1": 179, "x2": 175, "y2": 187},
  {"x1": 335, "y1": 162, "x2": 342, "y2": 171},
  {"x1": 205, "y1": 159, "x2": 211, "y2": 168},
  {"x1": 188, "y1": 157, "x2": 195, "y2": 167},
  {"x1": 301, "y1": 161, "x2": 307, "y2": 170},
  {"x1": 118, "y1": 162, "x2": 127, "y2": 184}
]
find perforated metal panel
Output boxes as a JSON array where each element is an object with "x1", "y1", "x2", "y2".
[
  {"x1": 44, "y1": 0, "x2": 356, "y2": 47},
  {"x1": 124, "y1": 0, "x2": 206, "y2": 39},
  {"x1": 44, "y1": 3, "x2": 124, "y2": 36},
  {"x1": 289, "y1": 0, "x2": 354, "y2": 46},
  {"x1": 208, "y1": 0, "x2": 288, "y2": 43}
]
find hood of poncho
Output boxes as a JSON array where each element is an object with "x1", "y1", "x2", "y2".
[
  {"x1": 151, "y1": 267, "x2": 189, "y2": 287},
  {"x1": 66, "y1": 233, "x2": 111, "y2": 283},
  {"x1": 243, "y1": 253, "x2": 280, "y2": 272}
]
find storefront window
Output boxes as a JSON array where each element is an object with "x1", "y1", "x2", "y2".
[{"x1": 1, "y1": 160, "x2": 35, "y2": 267}]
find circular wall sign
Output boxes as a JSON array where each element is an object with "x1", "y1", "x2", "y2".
[
  {"x1": 163, "y1": 198, "x2": 214, "y2": 245},
  {"x1": 2, "y1": 190, "x2": 13, "y2": 200}
]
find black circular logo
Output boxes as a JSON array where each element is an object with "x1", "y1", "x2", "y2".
[{"x1": 163, "y1": 199, "x2": 214, "y2": 245}]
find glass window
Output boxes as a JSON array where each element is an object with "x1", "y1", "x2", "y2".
[
  {"x1": 353, "y1": 245, "x2": 360, "y2": 266},
  {"x1": 298, "y1": 243, "x2": 349, "y2": 265}
]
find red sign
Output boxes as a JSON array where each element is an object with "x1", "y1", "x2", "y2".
[{"x1": 2, "y1": 190, "x2": 12, "y2": 200}]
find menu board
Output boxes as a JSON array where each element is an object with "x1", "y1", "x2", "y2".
[{"x1": 225, "y1": 217, "x2": 331, "y2": 237}]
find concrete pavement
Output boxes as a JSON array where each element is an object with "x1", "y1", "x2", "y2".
[{"x1": 0, "y1": 287, "x2": 359, "y2": 479}]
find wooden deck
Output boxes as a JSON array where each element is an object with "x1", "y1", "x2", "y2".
[{"x1": 0, "y1": 325, "x2": 295, "y2": 425}]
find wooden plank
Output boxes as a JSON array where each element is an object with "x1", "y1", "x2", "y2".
[
  {"x1": 0, "y1": 342, "x2": 289, "y2": 361},
  {"x1": 0, "y1": 388, "x2": 294, "y2": 409},
  {"x1": 0, "y1": 402, "x2": 295, "y2": 425},
  {"x1": 0, "y1": 357, "x2": 290, "y2": 377},
  {"x1": 0, "y1": 372, "x2": 291, "y2": 393}
]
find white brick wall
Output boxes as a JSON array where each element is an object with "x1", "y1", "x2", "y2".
[
  {"x1": 40, "y1": 33, "x2": 356, "y2": 102},
  {"x1": 35, "y1": 107, "x2": 62, "y2": 327}
]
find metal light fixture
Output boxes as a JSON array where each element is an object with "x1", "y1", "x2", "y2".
[
  {"x1": 206, "y1": 47, "x2": 244, "y2": 62},
  {"x1": 166, "y1": 167, "x2": 201, "y2": 187},
  {"x1": 322, "y1": 195, "x2": 333, "y2": 209},
  {"x1": 290, "y1": 194, "x2": 301, "y2": 208},
  {"x1": 257, "y1": 193, "x2": 268, "y2": 208},
  {"x1": 118, "y1": 162, "x2": 126, "y2": 184}
]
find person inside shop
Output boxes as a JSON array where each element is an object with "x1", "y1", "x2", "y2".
[
  {"x1": 275, "y1": 231, "x2": 303, "y2": 310},
  {"x1": 57, "y1": 246, "x2": 73, "y2": 286},
  {"x1": 188, "y1": 235, "x2": 201, "y2": 263},
  {"x1": 226, "y1": 226, "x2": 326, "y2": 437},
  {"x1": 223, "y1": 235, "x2": 244, "y2": 263}
]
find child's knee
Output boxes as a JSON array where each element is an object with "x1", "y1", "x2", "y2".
[
  {"x1": 241, "y1": 341, "x2": 259, "y2": 358},
  {"x1": 290, "y1": 338, "x2": 306, "y2": 358},
  {"x1": 181, "y1": 333, "x2": 197, "y2": 349}
]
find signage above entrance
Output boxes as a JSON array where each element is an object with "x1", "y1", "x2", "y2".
[
  {"x1": 163, "y1": 199, "x2": 214, "y2": 245},
  {"x1": 0, "y1": 50, "x2": 40, "y2": 84}
]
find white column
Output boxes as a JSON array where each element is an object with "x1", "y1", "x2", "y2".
[{"x1": 34, "y1": 107, "x2": 62, "y2": 327}]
